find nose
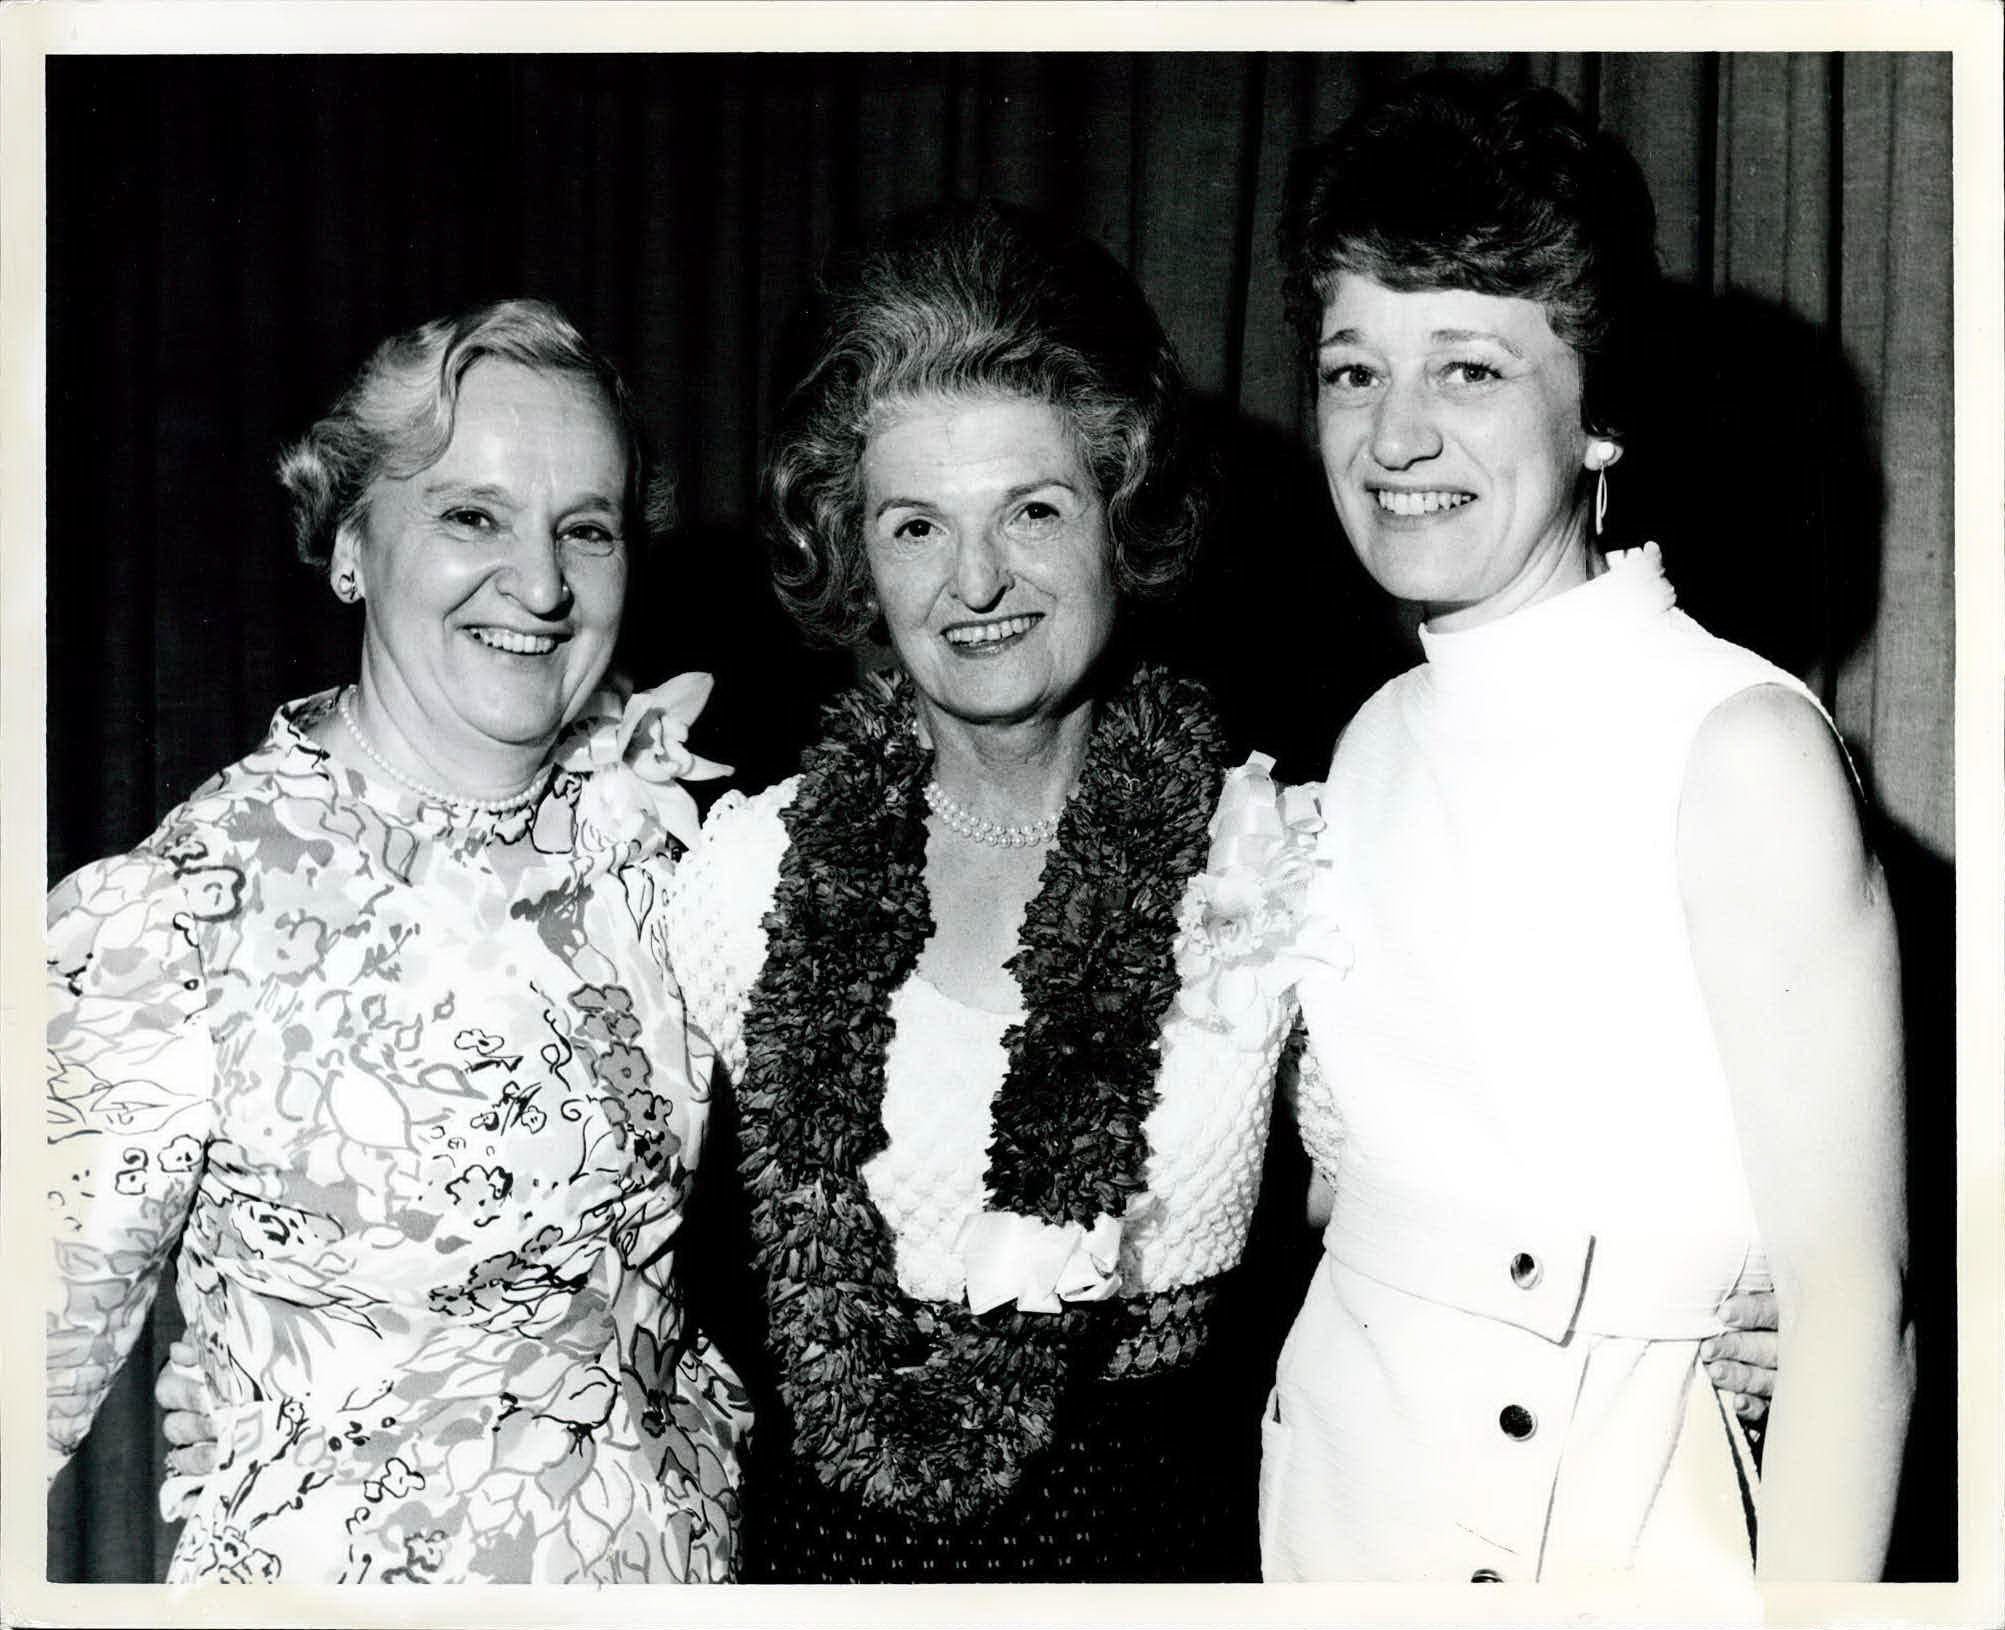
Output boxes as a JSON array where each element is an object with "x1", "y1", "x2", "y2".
[
  {"x1": 952, "y1": 526, "x2": 1011, "y2": 610},
  {"x1": 1369, "y1": 375, "x2": 1442, "y2": 470},
  {"x1": 501, "y1": 528, "x2": 573, "y2": 619}
]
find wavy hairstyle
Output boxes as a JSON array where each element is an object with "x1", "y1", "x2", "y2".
[
  {"x1": 1280, "y1": 71, "x2": 1660, "y2": 440},
  {"x1": 278, "y1": 297, "x2": 670, "y2": 575},
  {"x1": 763, "y1": 201, "x2": 1208, "y2": 648}
]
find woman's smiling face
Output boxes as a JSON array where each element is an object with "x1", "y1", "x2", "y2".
[
  {"x1": 861, "y1": 391, "x2": 1117, "y2": 731},
  {"x1": 338, "y1": 358, "x2": 629, "y2": 773},
  {"x1": 1315, "y1": 274, "x2": 1601, "y2": 631}
]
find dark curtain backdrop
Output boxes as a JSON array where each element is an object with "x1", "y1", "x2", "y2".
[{"x1": 45, "y1": 51, "x2": 1956, "y2": 1583}]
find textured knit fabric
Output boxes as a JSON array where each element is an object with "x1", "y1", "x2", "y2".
[
  {"x1": 665, "y1": 778, "x2": 1289, "y2": 1303},
  {"x1": 46, "y1": 690, "x2": 747, "y2": 1583},
  {"x1": 739, "y1": 1354, "x2": 1260, "y2": 1582},
  {"x1": 1267, "y1": 546, "x2": 1810, "y2": 1582}
]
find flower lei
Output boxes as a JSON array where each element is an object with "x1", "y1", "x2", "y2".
[{"x1": 735, "y1": 662, "x2": 1231, "y2": 1523}]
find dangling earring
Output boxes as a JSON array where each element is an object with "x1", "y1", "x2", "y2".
[{"x1": 1587, "y1": 440, "x2": 1617, "y2": 538}]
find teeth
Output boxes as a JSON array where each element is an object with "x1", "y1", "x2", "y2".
[
  {"x1": 1374, "y1": 490, "x2": 1474, "y2": 518},
  {"x1": 469, "y1": 628, "x2": 558, "y2": 656},
  {"x1": 944, "y1": 615, "x2": 1039, "y2": 646}
]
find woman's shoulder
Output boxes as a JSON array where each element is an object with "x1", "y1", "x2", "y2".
[
  {"x1": 1681, "y1": 683, "x2": 1866, "y2": 890},
  {"x1": 691, "y1": 776, "x2": 802, "y2": 863},
  {"x1": 666, "y1": 776, "x2": 801, "y2": 932},
  {"x1": 48, "y1": 695, "x2": 336, "y2": 934}
]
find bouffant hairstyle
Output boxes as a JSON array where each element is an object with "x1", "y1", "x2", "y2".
[
  {"x1": 278, "y1": 298, "x2": 670, "y2": 574},
  {"x1": 763, "y1": 201, "x2": 1208, "y2": 648},
  {"x1": 1280, "y1": 71, "x2": 1660, "y2": 439}
]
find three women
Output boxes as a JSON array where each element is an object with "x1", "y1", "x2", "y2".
[{"x1": 55, "y1": 68, "x2": 1894, "y2": 1587}]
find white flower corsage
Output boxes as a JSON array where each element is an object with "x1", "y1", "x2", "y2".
[
  {"x1": 1172, "y1": 752, "x2": 1349, "y2": 1036},
  {"x1": 515, "y1": 673, "x2": 730, "y2": 904}
]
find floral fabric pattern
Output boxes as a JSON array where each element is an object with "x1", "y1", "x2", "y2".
[{"x1": 46, "y1": 688, "x2": 746, "y2": 1584}]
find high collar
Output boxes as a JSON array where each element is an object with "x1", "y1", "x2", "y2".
[{"x1": 1415, "y1": 544, "x2": 1677, "y2": 711}]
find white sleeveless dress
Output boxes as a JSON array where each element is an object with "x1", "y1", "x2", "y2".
[{"x1": 1264, "y1": 546, "x2": 1818, "y2": 1582}]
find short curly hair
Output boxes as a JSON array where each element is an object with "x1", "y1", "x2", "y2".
[
  {"x1": 1280, "y1": 71, "x2": 1660, "y2": 440},
  {"x1": 278, "y1": 297, "x2": 670, "y2": 575},
  {"x1": 763, "y1": 201, "x2": 1209, "y2": 648}
]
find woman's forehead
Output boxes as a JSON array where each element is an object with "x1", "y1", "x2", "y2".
[{"x1": 1318, "y1": 276, "x2": 1569, "y2": 355}]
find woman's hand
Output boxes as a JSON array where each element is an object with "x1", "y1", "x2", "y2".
[
  {"x1": 1705, "y1": 1289, "x2": 1779, "y2": 1428},
  {"x1": 156, "y1": 1338, "x2": 218, "y2": 1478}
]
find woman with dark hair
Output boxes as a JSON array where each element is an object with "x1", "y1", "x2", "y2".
[
  {"x1": 660, "y1": 200, "x2": 1315, "y2": 1581},
  {"x1": 48, "y1": 299, "x2": 747, "y2": 1582},
  {"x1": 1261, "y1": 72, "x2": 1911, "y2": 1581}
]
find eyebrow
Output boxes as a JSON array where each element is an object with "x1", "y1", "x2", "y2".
[
  {"x1": 419, "y1": 480, "x2": 517, "y2": 505},
  {"x1": 872, "y1": 476, "x2": 1082, "y2": 520},
  {"x1": 419, "y1": 481, "x2": 622, "y2": 512},
  {"x1": 1317, "y1": 326, "x2": 1527, "y2": 359}
]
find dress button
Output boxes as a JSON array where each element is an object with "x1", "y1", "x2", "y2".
[
  {"x1": 1509, "y1": 1250, "x2": 1542, "y2": 1289},
  {"x1": 1471, "y1": 1567, "x2": 1504, "y2": 1582},
  {"x1": 1498, "y1": 1403, "x2": 1537, "y2": 1440}
]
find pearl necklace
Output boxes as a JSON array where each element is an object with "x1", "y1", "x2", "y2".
[
  {"x1": 922, "y1": 779, "x2": 1064, "y2": 848},
  {"x1": 336, "y1": 687, "x2": 545, "y2": 816}
]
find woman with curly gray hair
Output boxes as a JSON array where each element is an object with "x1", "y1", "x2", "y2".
[
  {"x1": 49, "y1": 297, "x2": 748, "y2": 1583},
  {"x1": 662, "y1": 200, "x2": 1301, "y2": 1582}
]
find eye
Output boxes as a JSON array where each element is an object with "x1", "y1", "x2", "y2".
[
  {"x1": 890, "y1": 516, "x2": 938, "y2": 542},
  {"x1": 442, "y1": 506, "x2": 497, "y2": 532},
  {"x1": 561, "y1": 519, "x2": 622, "y2": 556},
  {"x1": 1441, "y1": 359, "x2": 1504, "y2": 387},
  {"x1": 1318, "y1": 362, "x2": 1380, "y2": 393},
  {"x1": 1016, "y1": 499, "x2": 1063, "y2": 527}
]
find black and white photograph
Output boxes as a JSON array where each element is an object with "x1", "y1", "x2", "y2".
[{"x1": 4, "y1": 3, "x2": 1999, "y2": 1625}]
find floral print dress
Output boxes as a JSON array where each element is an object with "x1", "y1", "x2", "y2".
[{"x1": 45, "y1": 688, "x2": 747, "y2": 1584}]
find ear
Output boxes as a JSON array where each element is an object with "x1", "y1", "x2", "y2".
[
  {"x1": 1585, "y1": 437, "x2": 1624, "y2": 472},
  {"x1": 329, "y1": 521, "x2": 364, "y2": 603}
]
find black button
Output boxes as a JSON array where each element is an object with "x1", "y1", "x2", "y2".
[
  {"x1": 1471, "y1": 1567, "x2": 1504, "y2": 1582},
  {"x1": 1509, "y1": 1250, "x2": 1542, "y2": 1289},
  {"x1": 1499, "y1": 1403, "x2": 1537, "y2": 1440}
]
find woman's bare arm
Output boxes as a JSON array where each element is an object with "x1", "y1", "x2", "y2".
[{"x1": 1680, "y1": 684, "x2": 1913, "y2": 1580}]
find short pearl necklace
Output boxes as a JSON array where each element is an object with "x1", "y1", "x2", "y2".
[
  {"x1": 922, "y1": 779, "x2": 1064, "y2": 848},
  {"x1": 337, "y1": 687, "x2": 544, "y2": 816}
]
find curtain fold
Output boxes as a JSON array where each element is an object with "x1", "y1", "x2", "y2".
[{"x1": 44, "y1": 49, "x2": 1956, "y2": 1582}]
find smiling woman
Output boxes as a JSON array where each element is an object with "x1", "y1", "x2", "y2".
[
  {"x1": 1262, "y1": 72, "x2": 1911, "y2": 1585},
  {"x1": 663, "y1": 202, "x2": 1299, "y2": 1582},
  {"x1": 1313, "y1": 280, "x2": 1609, "y2": 627},
  {"x1": 861, "y1": 392, "x2": 1119, "y2": 742},
  {"x1": 45, "y1": 298, "x2": 748, "y2": 1584}
]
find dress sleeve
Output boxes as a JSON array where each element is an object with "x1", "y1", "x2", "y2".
[
  {"x1": 45, "y1": 849, "x2": 216, "y2": 1483},
  {"x1": 660, "y1": 780, "x2": 795, "y2": 1083},
  {"x1": 1279, "y1": 1017, "x2": 1347, "y2": 1184}
]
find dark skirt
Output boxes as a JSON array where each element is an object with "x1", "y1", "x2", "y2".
[{"x1": 736, "y1": 1355, "x2": 1262, "y2": 1583}]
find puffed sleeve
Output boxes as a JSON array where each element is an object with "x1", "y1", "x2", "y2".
[
  {"x1": 45, "y1": 848, "x2": 216, "y2": 1483},
  {"x1": 660, "y1": 780, "x2": 796, "y2": 1084}
]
